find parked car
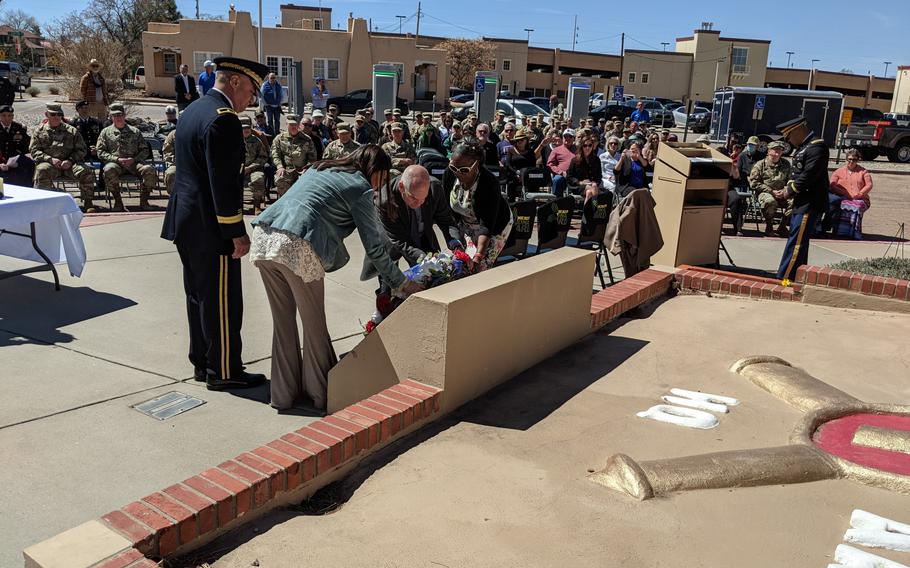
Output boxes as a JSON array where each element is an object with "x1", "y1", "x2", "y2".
[
  {"x1": 448, "y1": 93, "x2": 473, "y2": 107},
  {"x1": 673, "y1": 106, "x2": 712, "y2": 132},
  {"x1": 886, "y1": 113, "x2": 910, "y2": 127},
  {"x1": 845, "y1": 106, "x2": 887, "y2": 124},
  {"x1": 589, "y1": 102, "x2": 634, "y2": 123},
  {"x1": 844, "y1": 121, "x2": 910, "y2": 162},
  {"x1": 589, "y1": 93, "x2": 604, "y2": 110},
  {"x1": 625, "y1": 99, "x2": 674, "y2": 127},
  {"x1": 133, "y1": 66, "x2": 145, "y2": 89},
  {"x1": 527, "y1": 96, "x2": 550, "y2": 112},
  {"x1": 326, "y1": 89, "x2": 410, "y2": 115},
  {"x1": 450, "y1": 99, "x2": 550, "y2": 122},
  {"x1": 0, "y1": 61, "x2": 30, "y2": 90},
  {"x1": 449, "y1": 87, "x2": 471, "y2": 98}
]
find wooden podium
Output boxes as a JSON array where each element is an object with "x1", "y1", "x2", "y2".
[{"x1": 650, "y1": 143, "x2": 732, "y2": 267}]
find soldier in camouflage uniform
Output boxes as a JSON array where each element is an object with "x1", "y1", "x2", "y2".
[
  {"x1": 748, "y1": 139, "x2": 793, "y2": 236},
  {"x1": 392, "y1": 109, "x2": 411, "y2": 142},
  {"x1": 381, "y1": 122, "x2": 417, "y2": 177},
  {"x1": 491, "y1": 110, "x2": 507, "y2": 137},
  {"x1": 323, "y1": 123, "x2": 361, "y2": 160},
  {"x1": 240, "y1": 116, "x2": 269, "y2": 213},
  {"x1": 270, "y1": 113, "x2": 316, "y2": 196},
  {"x1": 163, "y1": 129, "x2": 177, "y2": 195},
  {"x1": 379, "y1": 108, "x2": 395, "y2": 144},
  {"x1": 30, "y1": 103, "x2": 97, "y2": 211},
  {"x1": 96, "y1": 103, "x2": 157, "y2": 210}
]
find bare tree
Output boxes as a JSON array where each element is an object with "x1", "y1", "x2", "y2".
[
  {"x1": 436, "y1": 38, "x2": 496, "y2": 90},
  {"x1": 46, "y1": 12, "x2": 129, "y2": 103},
  {"x1": 1, "y1": 9, "x2": 41, "y2": 34}
]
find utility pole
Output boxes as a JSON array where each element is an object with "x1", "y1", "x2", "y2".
[
  {"x1": 810, "y1": 59, "x2": 820, "y2": 89},
  {"x1": 571, "y1": 15, "x2": 577, "y2": 51},
  {"x1": 786, "y1": 51, "x2": 794, "y2": 68},
  {"x1": 618, "y1": 32, "x2": 625, "y2": 94},
  {"x1": 396, "y1": 15, "x2": 406, "y2": 35},
  {"x1": 195, "y1": 0, "x2": 200, "y2": 19},
  {"x1": 660, "y1": 42, "x2": 669, "y2": 52},
  {"x1": 884, "y1": 61, "x2": 892, "y2": 77},
  {"x1": 524, "y1": 28, "x2": 534, "y2": 43},
  {"x1": 257, "y1": 0, "x2": 263, "y2": 63},
  {"x1": 725, "y1": 42, "x2": 734, "y2": 87},
  {"x1": 415, "y1": 2, "x2": 421, "y2": 42},
  {"x1": 714, "y1": 58, "x2": 726, "y2": 92}
]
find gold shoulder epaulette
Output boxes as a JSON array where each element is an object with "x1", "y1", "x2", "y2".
[
  {"x1": 811, "y1": 139, "x2": 825, "y2": 145},
  {"x1": 217, "y1": 107, "x2": 237, "y2": 116}
]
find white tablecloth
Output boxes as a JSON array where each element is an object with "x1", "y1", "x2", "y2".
[{"x1": 0, "y1": 185, "x2": 87, "y2": 277}]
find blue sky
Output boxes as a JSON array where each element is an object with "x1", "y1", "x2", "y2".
[{"x1": 9, "y1": 0, "x2": 910, "y2": 76}]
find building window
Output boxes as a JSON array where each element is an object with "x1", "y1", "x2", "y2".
[
  {"x1": 267, "y1": 55, "x2": 294, "y2": 78},
  {"x1": 313, "y1": 57, "x2": 340, "y2": 80},
  {"x1": 641, "y1": 72, "x2": 650, "y2": 84},
  {"x1": 163, "y1": 53, "x2": 178, "y2": 75},
  {"x1": 502, "y1": 59, "x2": 511, "y2": 72},
  {"x1": 557, "y1": 89, "x2": 566, "y2": 99},
  {"x1": 193, "y1": 51, "x2": 223, "y2": 74},
  {"x1": 628, "y1": 72, "x2": 636, "y2": 83},
  {"x1": 490, "y1": 59, "x2": 496, "y2": 71},
  {"x1": 313, "y1": 18, "x2": 323, "y2": 30},
  {"x1": 731, "y1": 46, "x2": 749, "y2": 74}
]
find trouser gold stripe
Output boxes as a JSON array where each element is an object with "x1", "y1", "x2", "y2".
[
  {"x1": 783, "y1": 213, "x2": 810, "y2": 281},
  {"x1": 219, "y1": 256, "x2": 226, "y2": 380},
  {"x1": 223, "y1": 256, "x2": 230, "y2": 379}
]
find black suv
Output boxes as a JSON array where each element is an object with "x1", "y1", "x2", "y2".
[
  {"x1": 326, "y1": 89, "x2": 410, "y2": 115},
  {"x1": 0, "y1": 61, "x2": 30, "y2": 90}
]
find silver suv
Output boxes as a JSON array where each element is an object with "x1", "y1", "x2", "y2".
[{"x1": 0, "y1": 61, "x2": 31, "y2": 90}]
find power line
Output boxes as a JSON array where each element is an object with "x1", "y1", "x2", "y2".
[{"x1": 420, "y1": 12, "x2": 485, "y2": 36}]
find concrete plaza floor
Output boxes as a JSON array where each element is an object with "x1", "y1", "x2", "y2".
[
  {"x1": 206, "y1": 295, "x2": 910, "y2": 568},
  {"x1": 0, "y1": 212, "x2": 905, "y2": 567}
]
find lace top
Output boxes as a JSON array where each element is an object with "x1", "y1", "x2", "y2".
[{"x1": 249, "y1": 225, "x2": 325, "y2": 283}]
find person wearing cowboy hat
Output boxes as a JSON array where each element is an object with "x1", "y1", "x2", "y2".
[
  {"x1": 161, "y1": 55, "x2": 271, "y2": 391},
  {"x1": 79, "y1": 58, "x2": 109, "y2": 120}
]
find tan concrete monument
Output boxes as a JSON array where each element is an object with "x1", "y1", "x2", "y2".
[{"x1": 327, "y1": 249, "x2": 596, "y2": 413}]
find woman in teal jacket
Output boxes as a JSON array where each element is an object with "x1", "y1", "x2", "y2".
[{"x1": 250, "y1": 145, "x2": 422, "y2": 411}]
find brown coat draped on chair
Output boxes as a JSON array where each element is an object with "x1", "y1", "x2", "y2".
[{"x1": 605, "y1": 188, "x2": 663, "y2": 277}]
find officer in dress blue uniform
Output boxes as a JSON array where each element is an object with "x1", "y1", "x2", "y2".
[
  {"x1": 774, "y1": 116, "x2": 829, "y2": 281},
  {"x1": 161, "y1": 56, "x2": 269, "y2": 390}
]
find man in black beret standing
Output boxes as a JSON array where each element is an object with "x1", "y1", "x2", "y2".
[
  {"x1": 161, "y1": 56, "x2": 269, "y2": 390},
  {"x1": 774, "y1": 116, "x2": 829, "y2": 282}
]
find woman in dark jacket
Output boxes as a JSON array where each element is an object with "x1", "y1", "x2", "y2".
[
  {"x1": 566, "y1": 133, "x2": 603, "y2": 204},
  {"x1": 442, "y1": 141, "x2": 512, "y2": 269}
]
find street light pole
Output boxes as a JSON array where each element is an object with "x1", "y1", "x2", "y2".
[
  {"x1": 257, "y1": 0, "x2": 263, "y2": 63},
  {"x1": 396, "y1": 15, "x2": 406, "y2": 35},
  {"x1": 786, "y1": 51, "x2": 794, "y2": 68},
  {"x1": 661, "y1": 42, "x2": 669, "y2": 52},
  {"x1": 810, "y1": 59, "x2": 820, "y2": 89},
  {"x1": 884, "y1": 61, "x2": 892, "y2": 77},
  {"x1": 524, "y1": 28, "x2": 534, "y2": 44},
  {"x1": 714, "y1": 58, "x2": 725, "y2": 92}
]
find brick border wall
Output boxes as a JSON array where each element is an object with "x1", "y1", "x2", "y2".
[
  {"x1": 25, "y1": 381, "x2": 441, "y2": 567},
  {"x1": 590, "y1": 269, "x2": 675, "y2": 328},
  {"x1": 675, "y1": 266, "x2": 801, "y2": 302},
  {"x1": 26, "y1": 268, "x2": 678, "y2": 568},
  {"x1": 795, "y1": 265, "x2": 910, "y2": 301}
]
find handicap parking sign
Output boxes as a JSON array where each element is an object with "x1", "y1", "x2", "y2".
[
  {"x1": 613, "y1": 85, "x2": 624, "y2": 101},
  {"x1": 475, "y1": 76, "x2": 485, "y2": 93},
  {"x1": 754, "y1": 95, "x2": 766, "y2": 110}
]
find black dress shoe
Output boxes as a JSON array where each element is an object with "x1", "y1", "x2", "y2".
[
  {"x1": 193, "y1": 369, "x2": 206, "y2": 382},
  {"x1": 206, "y1": 371, "x2": 266, "y2": 391}
]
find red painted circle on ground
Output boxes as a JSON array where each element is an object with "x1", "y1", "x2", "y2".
[{"x1": 812, "y1": 413, "x2": 910, "y2": 476}]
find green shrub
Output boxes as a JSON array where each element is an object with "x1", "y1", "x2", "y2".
[
  {"x1": 49, "y1": 86, "x2": 60, "y2": 95},
  {"x1": 25, "y1": 86, "x2": 40, "y2": 97},
  {"x1": 828, "y1": 257, "x2": 910, "y2": 280}
]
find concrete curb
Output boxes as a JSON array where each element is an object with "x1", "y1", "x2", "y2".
[{"x1": 24, "y1": 267, "x2": 681, "y2": 567}]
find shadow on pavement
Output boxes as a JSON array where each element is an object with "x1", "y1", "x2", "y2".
[
  {"x1": 170, "y1": 315, "x2": 652, "y2": 567},
  {"x1": 0, "y1": 275, "x2": 137, "y2": 346}
]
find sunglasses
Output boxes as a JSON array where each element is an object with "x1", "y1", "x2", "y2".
[
  {"x1": 583, "y1": 143, "x2": 595, "y2": 148},
  {"x1": 448, "y1": 161, "x2": 478, "y2": 175},
  {"x1": 846, "y1": 158, "x2": 858, "y2": 162}
]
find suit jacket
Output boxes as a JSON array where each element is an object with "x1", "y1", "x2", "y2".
[
  {"x1": 361, "y1": 176, "x2": 461, "y2": 280},
  {"x1": 174, "y1": 74, "x2": 199, "y2": 106},
  {"x1": 442, "y1": 166, "x2": 511, "y2": 238},
  {"x1": 161, "y1": 90, "x2": 246, "y2": 254}
]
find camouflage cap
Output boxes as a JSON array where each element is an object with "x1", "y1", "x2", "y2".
[
  {"x1": 392, "y1": 108, "x2": 402, "y2": 115},
  {"x1": 46, "y1": 103, "x2": 64, "y2": 115},
  {"x1": 286, "y1": 114, "x2": 300, "y2": 124},
  {"x1": 747, "y1": 135, "x2": 761, "y2": 145},
  {"x1": 108, "y1": 103, "x2": 125, "y2": 115},
  {"x1": 422, "y1": 112, "x2": 433, "y2": 119},
  {"x1": 354, "y1": 113, "x2": 365, "y2": 122},
  {"x1": 390, "y1": 122, "x2": 404, "y2": 131},
  {"x1": 239, "y1": 115, "x2": 252, "y2": 128},
  {"x1": 768, "y1": 140, "x2": 787, "y2": 150},
  {"x1": 383, "y1": 108, "x2": 393, "y2": 115},
  {"x1": 312, "y1": 109, "x2": 325, "y2": 118},
  {"x1": 336, "y1": 123, "x2": 352, "y2": 132}
]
